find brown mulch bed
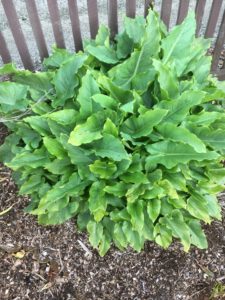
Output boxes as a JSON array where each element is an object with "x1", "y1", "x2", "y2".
[{"x1": 0, "y1": 124, "x2": 225, "y2": 300}]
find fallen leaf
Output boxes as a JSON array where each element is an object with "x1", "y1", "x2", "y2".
[
  {"x1": 12, "y1": 249, "x2": 26, "y2": 259},
  {"x1": 0, "y1": 204, "x2": 14, "y2": 216}
]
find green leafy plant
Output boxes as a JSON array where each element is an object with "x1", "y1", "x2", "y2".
[
  {"x1": 0, "y1": 10, "x2": 225, "y2": 256},
  {"x1": 210, "y1": 282, "x2": 225, "y2": 299}
]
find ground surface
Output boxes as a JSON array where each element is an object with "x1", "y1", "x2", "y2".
[
  {"x1": 0, "y1": 0, "x2": 224, "y2": 68},
  {"x1": 0, "y1": 124, "x2": 225, "y2": 300}
]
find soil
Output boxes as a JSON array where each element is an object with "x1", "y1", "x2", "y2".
[{"x1": 0, "y1": 124, "x2": 225, "y2": 300}]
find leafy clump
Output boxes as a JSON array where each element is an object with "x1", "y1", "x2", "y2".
[{"x1": 0, "y1": 10, "x2": 225, "y2": 256}]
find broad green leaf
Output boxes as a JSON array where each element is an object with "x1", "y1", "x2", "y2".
[
  {"x1": 0, "y1": 63, "x2": 17, "y2": 75},
  {"x1": 104, "y1": 182, "x2": 128, "y2": 197},
  {"x1": 87, "y1": 220, "x2": 103, "y2": 248},
  {"x1": 187, "y1": 195, "x2": 211, "y2": 223},
  {"x1": 124, "y1": 16, "x2": 146, "y2": 44},
  {"x1": 116, "y1": 31, "x2": 134, "y2": 59},
  {"x1": 109, "y1": 48, "x2": 156, "y2": 91},
  {"x1": 157, "y1": 91, "x2": 206, "y2": 124},
  {"x1": 122, "y1": 221, "x2": 144, "y2": 251},
  {"x1": 103, "y1": 118, "x2": 118, "y2": 137},
  {"x1": 188, "y1": 220, "x2": 208, "y2": 249},
  {"x1": 126, "y1": 184, "x2": 146, "y2": 203},
  {"x1": 43, "y1": 47, "x2": 73, "y2": 68},
  {"x1": 39, "y1": 202, "x2": 79, "y2": 225},
  {"x1": 93, "y1": 133, "x2": 130, "y2": 161},
  {"x1": 120, "y1": 170, "x2": 148, "y2": 184},
  {"x1": 154, "y1": 223, "x2": 172, "y2": 249},
  {"x1": 77, "y1": 71, "x2": 100, "y2": 118},
  {"x1": 147, "y1": 198, "x2": 161, "y2": 222},
  {"x1": 162, "y1": 210, "x2": 191, "y2": 252},
  {"x1": 113, "y1": 223, "x2": 128, "y2": 249},
  {"x1": 6, "y1": 148, "x2": 50, "y2": 170},
  {"x1": 191, "y1": 127, "x2": 225, "y2": 150},
  {"x1": 95, "y1": 25, "x2": 110, "y2": 46},
  {"x1": 43, "y1": 136, "x2": 66, "y2": 159},
  {"x1": 86, "y1": 45, "x2": 119, "y2": 64},
  {"x1": 186, "y1": 111, "x2": 225, "y2": 126},
  {"x1": 89, "y1": 181, "x2": 107, "y2": 222},
  {"x1": 98, "y1": 232, "x2": 111, "y2": 256},
  {"x1": 60, "y1": 134, "x2": 94, "y2": 165},
  {"x1": 89, "y1": 160, "x2": 117, "y2": 179},
  {"x1": 162, "y1": 170, "x2": 187, "y2": 192},
  {"x1": 157, "y1": 123, "x2": 206, "y2": 153},
  {"x1": 97, "y1": 74, "x2": 133, "y2": 104},
  {"x1": 159, "y1": 179, "x2": 179, "y2": 199},
  {"x1": 205, "y1": 195, "x2": 222, "y2": 221},
  {"x1": 0, "y1": 134, "x2": 20, "y2": 163},
  {"x1": 146, "y1": 141, "x2": 219, "y2": 169},
  {"x1": 162, "y1": 12, "x2": 196, "y2": 75},
  {"x1": 47, "y1": 119, "x2": 71, "y2": 138},
  {"x1": 0, "y1": 82, "x2": 28, "y2": 106},
  {"x1": 121, "y1": 108, "x2": 168, "y2": 138},
  {"x1": 53, "y1": 53, "x2": 86, "y2": 101},
  {"x1": 142, "y1": 210, "x2": 154, "y2": 240},
  {"x1": 24, "y1": 116, "x2": 51, "y2": 136},
  {"x1": 33, "y1": 173, "x2": 88, "y2": 214},
  {"x1": 13, "y1": 70, "x2": 53, "y2": 92},
  {"x1": 47, "y1": 109, "x2": 78, "y2": 125},
  {"x1": 69, "y1": 112, "x2": 106, "y2": 146},
  {"x1": 45, "y1": 158, "x2": 72, "y2": 175},
  {"x1": 127, "y1": 200, "x2": 144, "y2": 232},
  {"x1": 110, "y1": 208, "x2": 130, "y2": 222},
  {"x1": 144, "y1": 9, "x2": 161, "y2": 57},
  {"x1": 152, "y1": 59, "x2": 179, "y2": 99},
  {"x1": 19, "y1": 174, "x2": 43, "y2": 195},
  {"x1": 109, "y1": 13, "x2": 160, "y2": 92},
  {"x1": 92, "y1": 94, "x2": 118, "y2": 110}
]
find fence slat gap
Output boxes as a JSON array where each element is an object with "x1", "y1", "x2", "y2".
[
  {"x1": 108, "y1": 0, "x2": 118, "y2": 38},
  {"x1": 195, "y1": 0, "x2": 206, "y2": 36},
  {"x1": 25, "y1": 0, "x2": 48, "y2": 61},
  {"x1": 126, "y1": 0, "x2": 136, "y2": 18},
  {"x1": 176, "y1": 0, "x2": 190, "y2": 25},
  {"x1": 211, "y1": 9, "x2": 225, "y2": 72},
  {"x1": 205, "y1": 0, "x2": 223, "y2": 38},
  {"x1": 47, "y1": 0, "x2": 66, "y2": 49},
  {"x1": 87, "y1": 0, "x2": 99, "y2": 39},
  {"x1": 1, "y1": 0, "x2": 34, "y2": 70},
  {"x1": 161, "y1": 0, "x2": 172, "y2": 29},
  {"x1": 144, "y1": 0, "x2": 154, "y2": 17},
  {"x1": 67, "y1": 0, "x2": 83, "y2": 51},
  {"x1": 0, "y1": 30, "x2": 11, "y2": 64}
]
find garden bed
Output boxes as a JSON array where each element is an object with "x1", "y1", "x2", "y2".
[{"x1": 0, "y1": 124, "x2": 225, "y2": 300}]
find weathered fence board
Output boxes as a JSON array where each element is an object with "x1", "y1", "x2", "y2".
[
  {"x1": 25, "y1": 0, "x2": 48, "y2": 61},
  {"x1": 0, "y1": 31, "x2": 11, "y2": 64},
  {"x1": 108, "y1": 0, "x2": 118, "y2": 38},
  {"x1": 176, "y1": 0, "x2": 190, "y2": 25},
  {"x1": 87, "y1": 0, "x2": 99, "y2": 39},
  {"x1": 67, "y1": 0, "x2": 83, "y2": 51},
  {"x1": 161, "y1": 0, "x2": 172, "y2": 29},
  {"x1": 126, "y1": 0, "x2": 136, "y2": 18},
  {"x1": 1, "y1": 0, "x2": 34, "y2": 70},
  {"x1": 211, "y1": 9, "x2": 225, "y2": 73},
  {"x1": 47, "y1": 0, "x2": 65, "y2": 48},
  {"x1": 205, "y1": 0, "x2": 223, "y2": 38},
  {"x1": 195, "y1": 0, "x2": 207, "y2": 36}
]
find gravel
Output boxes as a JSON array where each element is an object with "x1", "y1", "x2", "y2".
[{"x1": 0, "y1": 0, "x2": 225, "y2": 68}]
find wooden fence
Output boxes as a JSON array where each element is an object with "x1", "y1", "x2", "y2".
[{"x1": 0, "y1": 0, "x2": 225, "y2": 79}]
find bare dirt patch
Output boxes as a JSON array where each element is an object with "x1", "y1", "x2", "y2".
[{"x1": 0, "y1": 125, "x2": 225, "y2": 300}]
